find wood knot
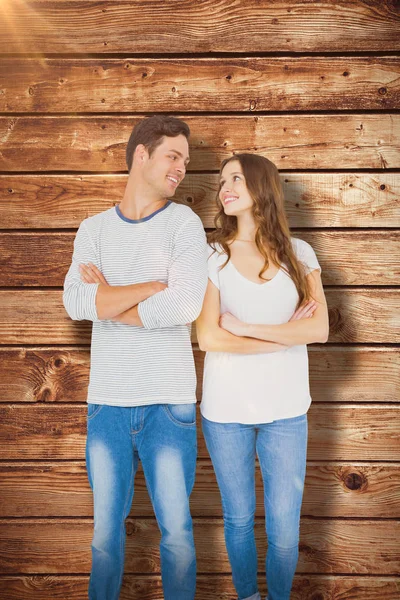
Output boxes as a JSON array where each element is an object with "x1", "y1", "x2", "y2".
[
  {"x1": 249, "y1": 99, "x2": 258, "y2": 111},
  {"x1": 343, "y1": 71, "x2": 350, "y2": 77},
  {"x1": 126, "y1": 521, "x2": 135, "y2": 536},
  {"x1": 343, "y1": 471, "x2": 366, "y2": 491},
  {"x1": 380, "y1": 184, "x2": 386, "y2": 190},
  {"x1": 53, "y1": 357, "x2": 65, "y2": 369},
  {"x1": 378, "y1": 87, "x2": 387, "y2": 95},
  {"x1": 225, "y1": 75, "x2": 232, "y2": 81},
  {"x1": 186, "y1": 196, "x2": 194, "y2": 204}
]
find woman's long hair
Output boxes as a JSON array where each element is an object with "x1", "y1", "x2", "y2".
[{"x1": 208, "y1": 153, "x2": 312, "y2": 308}]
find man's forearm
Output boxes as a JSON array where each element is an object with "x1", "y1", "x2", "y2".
[
  {"x1": 198, "y1": 326, "x2": 287, "y2": 354},
  {"x1": 111, "y1": 305, "x2": 143, "y2": 326},
  {"x1": 96, "y1": 282, "x2": 163, "y2": 320}
]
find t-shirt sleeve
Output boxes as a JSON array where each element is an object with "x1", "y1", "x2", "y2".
[
  {"x1": 294, "y1": 238, "x2": 321, "y2": 275},
  {"x1": 207, "y1": 244, "x2": 221, "y2": 289}
]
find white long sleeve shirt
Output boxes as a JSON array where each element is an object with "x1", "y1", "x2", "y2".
[{"x1": 63, "y1": 201, "x2": 208, "y2": 406}]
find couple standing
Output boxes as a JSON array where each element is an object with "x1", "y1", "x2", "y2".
[{"x1": 63, "y1": 115, "x2": 329, "y2": 600}]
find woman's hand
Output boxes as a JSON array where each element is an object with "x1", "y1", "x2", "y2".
[
  {"x1": 289, "y1": 300, "x2": 317, "y2": 321},
  {"x1": 220, "y1": 300, "x2": 317, "y2": 338},
  {"x1": 79, "y1": 263, "x2": 109, "y2": 286},
  {"x1": 219, "y1": 312, "x2": 249, "y2": 337}
]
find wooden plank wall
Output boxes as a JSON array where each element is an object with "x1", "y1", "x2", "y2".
[{"x1": 0, "y1": 1, "x2": 399, "y2": 598}]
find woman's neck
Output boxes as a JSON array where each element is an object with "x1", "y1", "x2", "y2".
[{"x1": 235, "y1": 212, "x2": 257, "y2": 242}]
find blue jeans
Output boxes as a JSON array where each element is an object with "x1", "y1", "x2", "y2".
[
  {"x1": 86, "y1": 403, "x2": 197, "y2": 600},
  {"x1": 202, "y1": 413, "x2": 308, "y2": 600}
]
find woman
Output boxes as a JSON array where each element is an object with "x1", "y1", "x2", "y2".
[{"x1": 196, "y1": 153, "x2": 329, "y2": 600}]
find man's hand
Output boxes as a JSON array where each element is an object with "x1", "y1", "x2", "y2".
[
  {"x1": 289, "y1": 300, "x2": 317, "y2": 321},
  {"x1": 79, "y1": 263, "x2": 109, "y2": 285}
]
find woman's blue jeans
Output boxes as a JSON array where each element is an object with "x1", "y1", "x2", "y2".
[
  {"x1": 86, "y1": 403, "x2": 197, "y2": 600},
  {"x1": 202, "y1": 413, "x2": 308, "y2": 600}
]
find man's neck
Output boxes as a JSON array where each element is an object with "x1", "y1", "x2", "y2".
[{"x1": 119, "y1": 176, "x2": 168, "y2": 221}]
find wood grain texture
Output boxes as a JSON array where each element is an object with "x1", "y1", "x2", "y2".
[
  {"x1": 1, "y1": 57, "x2": 399, "y2": 112},
  {"x1": 1, "y1": 346, "x2": 398, "y2": 404},
  {"x1": 1, "y1": 115, "x2": 398, "y2": 171},
  {"x1": 1, "y1": 1, "x2": 399, "y2": 54},
  {"x1": 1, "y1": 173, "x2": 398, "y2": 229},
  {"x1": 0, "y1": 289, "x2": 398, "y2": 344},
  {"x1": 0, "y1": 574, "x2": 400, "y2": 600},
  {"x1": 1, "y1": 230, "x2": 398, "y2": 286},
  {"x1": 0, "y1": 461, "x2": 398, "y2": 518},
  {"x1": 0, "y1": 575, "x2": 399, "y2": 600},
  {"x1": 0, "y1": 404, "x2": 398, "y2": 461},
  {"x1": 0, "y1": 518, "x2": 398, "y2": 574}
]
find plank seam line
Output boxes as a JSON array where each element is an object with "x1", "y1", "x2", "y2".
[
  {"x1": 1, "y1": 50, "x2": 400, "y2": 59},
  {"x1": 1, "y1": 110, "x2": 400, "y2": 118}
]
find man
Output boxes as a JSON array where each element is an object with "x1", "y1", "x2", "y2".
[{"x1": 63, "y1": 115, "x2": 208, "y2": 600}]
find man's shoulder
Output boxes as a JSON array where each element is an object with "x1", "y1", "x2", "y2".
[
  {"x1": 168, "y1": 201, "x2": 203, "y2": 230},
  {"x1": 79, "y1": 206, "x2": 115, "y2": 233}
]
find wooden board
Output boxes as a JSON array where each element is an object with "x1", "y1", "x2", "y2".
[
  {"x1": 0, "y1": 404, "x2": 398, "y2": 461},
  {"x1": 0, "y1": 1, "x2": 399, "y2": 54},
  {"x1": 0, "y1": 518, "x2": 398, "y2": 574},
  {"x1": 0, "y1": 575, "x2": 399, "y2": 600},
  {"x1": 1, "y1": 230, "x2": 398, "y2": 287},
  {"x1": 0, "y1": 461, "x2": 398, "y2": 519},
  {"x1": 0, "y1": 347, "x2": 398, "y2": 404},
  {"x1": 1, "y1": 115, "x2": 399, "y2": 171},
  {"x1": 0, "y1": 289, "x2": 399, "y2": 344},
  {"x1": 1, "y1": 173, "x2": 398, "y2": 229},
  {"x1": 1, "y1": 57, "x2": 399, "y2": 113}
]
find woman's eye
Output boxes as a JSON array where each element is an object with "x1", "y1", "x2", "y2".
[{"x1": 233, "y1": 175, "x2": 240, "y2": 181}]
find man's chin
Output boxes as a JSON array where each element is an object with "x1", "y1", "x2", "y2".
[{"x1": 165, "y1": 187, "x2": 177, "y2": 198}]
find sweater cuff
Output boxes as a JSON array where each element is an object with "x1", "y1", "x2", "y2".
[{"x1": 137, "y1": 297, "x2": 158, "y2": 329}]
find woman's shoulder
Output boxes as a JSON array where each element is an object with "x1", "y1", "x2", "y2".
[
  {"x1": 290, "y1": 237, "x2": 321, "y2": 273},
  {"x1": 207, "y1": 242, "x2": 226, "y2": 259},
  {"x1": 290, "y1": 236, "x2": 315, "y2": 257}
]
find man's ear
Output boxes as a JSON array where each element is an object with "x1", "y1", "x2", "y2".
[{"x1": 134, "y1": 144, "x2": 148, "y2": 165}]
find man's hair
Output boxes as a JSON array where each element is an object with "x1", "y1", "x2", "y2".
[{"x1": 126, "y1": 115, "x2": 190, "y2": 172}]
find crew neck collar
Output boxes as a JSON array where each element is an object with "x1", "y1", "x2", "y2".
[{"x1": 115, "y1": 201, "x2": 171, "y2": 224}]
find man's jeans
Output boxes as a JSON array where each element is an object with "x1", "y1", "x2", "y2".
[
  {"x1": 202, "y1": 413, "x2": 308, "y2": 600},
  {"x1": 86, "y1": 403, "x2": 197, "y2": 600}
]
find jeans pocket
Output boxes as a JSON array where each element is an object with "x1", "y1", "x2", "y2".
[
  {"x1": 163, "y1": 403, "x2": 196, "y2": 427},
  {"x1": 87, "y1": 403, "x2": 103, "y2": 421}
]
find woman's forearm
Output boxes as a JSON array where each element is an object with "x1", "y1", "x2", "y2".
[
  {"x1": 198, "y1": 326, "x2": 287, "y2": 354},
  {"x1": 245, "y1": 317, "x2": 329, "y2": 346}
]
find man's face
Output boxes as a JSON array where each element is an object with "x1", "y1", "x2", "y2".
[{"x1": 141, "y1": 134, "x2": 190, "y2": 199}]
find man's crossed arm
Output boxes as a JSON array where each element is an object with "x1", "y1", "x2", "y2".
[
  {"x1": 78, "y1": 262, "x2": 161, "y2": 325},
  {"x1": 62, "y1": 218, "x2": 208, "y2": 328}
]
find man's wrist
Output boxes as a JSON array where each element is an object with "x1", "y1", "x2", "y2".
[{"x1": 149, "y1": 281, "x2": 166, "y2": 294}]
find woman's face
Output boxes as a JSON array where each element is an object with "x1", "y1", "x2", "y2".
[{"x1": 219, "y1": 160, "x2": 254, "y2": 217}]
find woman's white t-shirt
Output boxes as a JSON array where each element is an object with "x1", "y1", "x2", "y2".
[{"x1": 200, "y1": 238, "x2": 321, "y2": 424}]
